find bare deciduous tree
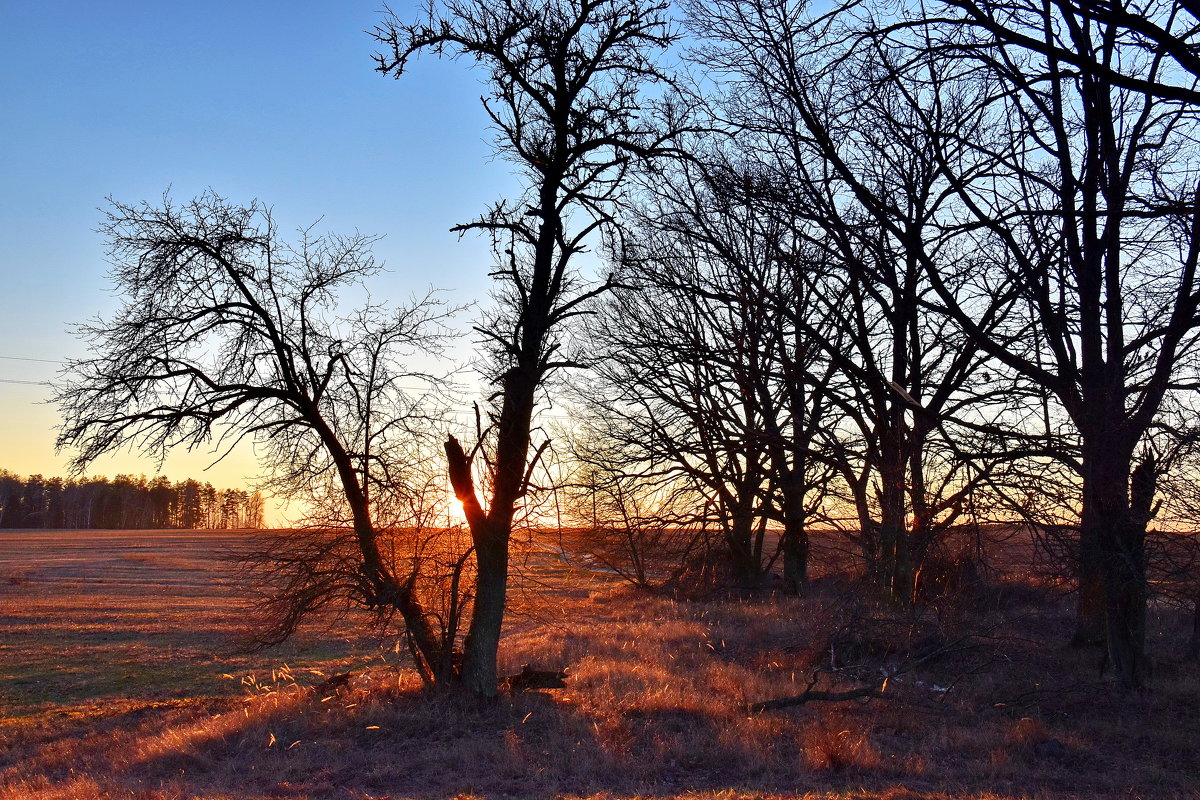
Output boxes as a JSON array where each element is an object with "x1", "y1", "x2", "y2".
[
  {"x1": 799, "y1": 0, "x2": 1200, "y2": 687},
  {"x1": 580, "y1": 151, "x2": 843, "y2": 593},
  {"x1": 686, "y1": 0, "x2": 1013, "y2": 604},
  {"x1": 55, "y1": 192, "x2": 464, "y2": 682},
  {"x1": 372, "y1": 0, "x2": 682, "y2": 695}
]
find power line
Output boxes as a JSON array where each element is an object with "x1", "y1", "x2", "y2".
[
  {"x1": 0, "y1": 353, "x2": 61, "y2": 388},
  {"x1": 0, "y1": 355, "x2": 61, "y2": 364}
]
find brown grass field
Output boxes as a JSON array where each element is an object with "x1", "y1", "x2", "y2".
[{"x1": 1, "y1": 529, "x2": 1198, "y2": 800}]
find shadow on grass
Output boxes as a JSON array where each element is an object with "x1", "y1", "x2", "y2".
[{"x1": 106, "y1": 682, "x2": 878, "y2": 800}]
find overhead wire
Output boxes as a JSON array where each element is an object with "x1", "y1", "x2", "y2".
[
  {"x1": 0, "y1": 355, "x2": 58, "y2": 387},
  {"x1": 0, "y1": 355, "x2": 60, "y2": 364}
]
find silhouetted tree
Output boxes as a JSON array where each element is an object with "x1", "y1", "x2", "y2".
[
  {"x1": 934, "y1": 0, "x2": 1200, "y2": 105},
  {"x1": 55, "y1": 192, "x2": 460, "y2": 680},
  {"x1": 684, "y1": 0, "x2": 1015, "y2": 603},
  {"x1": 373, "y1": 0, "x2": 682, "y2": 695},
  {"x1": 776, "y1": 0, "x2": 1200, "y2": 686},
  {"x1": 578, "y1": 151, "x2": 843, "y2": 593}
]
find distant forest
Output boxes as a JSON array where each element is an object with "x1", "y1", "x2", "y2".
[{"x1": 0, "y1": 471, "x2": 265, "y2": 530}]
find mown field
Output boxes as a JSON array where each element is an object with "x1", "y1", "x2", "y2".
[{"x1": 1, "y1": 529, "x2": 1198, "y2": 800}]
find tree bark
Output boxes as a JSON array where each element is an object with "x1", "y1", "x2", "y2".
[
  {"x1": 1074, "y1": 506, "x2": 1107, "y2": 646},
  {"x1": 878, "y1": 425, "x2": 910, "y2": 603},
  {"x1": 727, "y1": 502, "x2": 761, "y2": 590},
  {"x1": 462, "y1": 522, "x2": 510, "y2": 694},
  {"x1": 1079, "y1": 431, "x2": 1145, "y2": 687},
  {"x1": 780, "y1": 485, "x2": 809, "y2": 595}
]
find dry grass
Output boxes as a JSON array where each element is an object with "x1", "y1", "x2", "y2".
[{"x1": 1, "y1": 529, "x2": 1198, "y2": 799}]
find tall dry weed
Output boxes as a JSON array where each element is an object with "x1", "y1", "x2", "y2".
[{"x1": 801, "y1": 713, "x2": 881, "y2": 772}]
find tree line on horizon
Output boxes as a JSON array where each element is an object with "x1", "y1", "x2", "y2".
[
  {"x1": 51, "y1": 0, "x2": 1200, "y2": 694},
  {"x1": 0, "y1": 470, "x2": 265, "y2": 530}
]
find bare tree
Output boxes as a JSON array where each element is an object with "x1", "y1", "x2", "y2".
[
  {"x1": 931, "y1": 0, "x2": 1200, "y2": 105},
  {"x1": 55, "y1": 192, "x2": 465, "y2": 682},
  {"x1": 578, "y1": 245, "x2": 778, "y2": 590},
  {"x1": 927, "y1": 0, "x2": 1200, "y2": 688},
  {"x1": 578, "y1": 150, "x2": 845, "y2": 594},
  {"x1": 791, "y1": 0, "x2": 1200, "y2": 687},
  {"x1": 372, "y1": 0, "x2": 682, "y2": 695},
  {"x1": 685, "y1": 0, "x2": 1015, "y2": 604}
]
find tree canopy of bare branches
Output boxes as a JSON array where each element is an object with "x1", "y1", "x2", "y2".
[
  {"x1": 697, "y1": 0, "x2": 1200, "y2": 687},
  {"x1": 56, "y1": 191, "x2": 464, "y2": 681}
]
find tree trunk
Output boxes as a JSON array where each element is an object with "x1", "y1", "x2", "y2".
[
  {"x1": 727, "y1": 504, "x2": 760, "y2": 591},
  {"x1": 450, "y1": 365, "x2": 537, "y2": 697},
  {"x1": 891, "y1": 521, "x2": 915, "y2": 605},
  {"x1": 1073, "y1": 441, "x2": 1108, "y2": 646},
  {"x1": 779, "y1": 477, "x2": 809, "y2": 595},
  {"x1": 1101, "y1": 507, "x2": 1147, "y2": 689},
  {"x1": 318, "y1": 420, "x2": 448, "y2": 679},
  {"x1": 760, "y1": 361, "x2": 810, "y2": 596},
  {"x1": 1102, "y1": 456, "x2": 1154, "y2": 688},
  {"x1": 1080, "y1": 433, "x2": 1145, "y2": 688},
  {"x1": 878, "y1": 451, "x2": 909, "y2": 603},
  {"x1": 1073, "y1": 512, "x2": 1107, "y2": 647},
  {"x1": 776, "y1": 448, "x2": 809, "y2": 595},
  {"x1": 853, "y1": 479, "x2": 882, "y2": 585},
  {"x1": 1074, "y1": 423, "x2": 1113, "y2": 646},
  {"x1": 461, "y1": 522, "x2": 509, "y2": 695}
]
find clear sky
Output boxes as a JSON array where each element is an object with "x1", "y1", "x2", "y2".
[{"x1": 0, "y1": 1, "x2": 523, "y2": 511}]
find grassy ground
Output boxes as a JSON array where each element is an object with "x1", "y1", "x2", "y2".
[{"x1": 1, "y1": 529, "x2": 1197, "y2": 800}]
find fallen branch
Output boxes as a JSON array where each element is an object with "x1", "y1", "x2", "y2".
[
  {"x1": 750, "y1": 669, "x2": 887, "y2": 712},
  {"x1": 751, "y1": 684, "x2": 886, "y2": 712}
]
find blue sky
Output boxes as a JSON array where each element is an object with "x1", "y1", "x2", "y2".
[{"x1": 0, "y1": 2, "x2": 523, "y2": 496}]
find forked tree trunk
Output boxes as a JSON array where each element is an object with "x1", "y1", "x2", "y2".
[{"x1": 448, "y1": 366, "x2": 537, "y2": 697}]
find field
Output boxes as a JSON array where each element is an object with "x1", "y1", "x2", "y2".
[{"x1": 1, "y1": 529, "x2": 1199, "y2": 800}]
